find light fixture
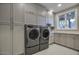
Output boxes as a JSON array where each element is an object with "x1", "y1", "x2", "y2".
[
  {"x1": 50, "y1": 10, "x2": 54, "y2": 12},
  {"x1": 19, "y1": 3, "x2": 24, "y2": 6},
  {"x1": 48, "y1": 10, "x2": 54, "y2": 15},
  {"x1": 58, "y1": 4, "x2": 62, "y2": 7}
]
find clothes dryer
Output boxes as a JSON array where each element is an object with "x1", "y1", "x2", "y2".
[
  {"x1": 39, "y1": 26, "x2": 50, "y2": 51},
  {"x1": 24, "y1": 24, "x2": 40, "y2": 55}
]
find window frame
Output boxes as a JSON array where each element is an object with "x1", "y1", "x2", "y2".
[{"x1": 56, "y1": 9, "x2": 77, "y2": 30}]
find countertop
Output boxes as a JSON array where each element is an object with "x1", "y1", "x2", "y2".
[{"x1": 54, "y1": 30, "x2": 79, "y2": 35}]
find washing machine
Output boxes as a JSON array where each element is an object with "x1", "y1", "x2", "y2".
[
  {"x1": 39, "y1": 26, "x2": 50, "y2": 51},
  {"x1": 24, "y1": 24, "x2": 40, "y2": 55}
]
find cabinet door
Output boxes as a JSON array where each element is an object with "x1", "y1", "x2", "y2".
[
  {"x1": 13, "y1": 4, "x2": 24, "y2": 24},
  {"x1": 37, "y1": 15, "x2": 42, "y2": 26},
  {"x1": 42, "y1": 16, "x2": 46, "y2": 26},
  {"x1": 25, "y1": 13, "x2": 29, "y2": 25},
  {"x1": 46, "y1": 16, "x2": 54, "y2": 26},
  {"x1": 0, "y1": 25, "x2": 12, "y2": 54},
  {"x1": 59, "y1": 34, "x2": 67, "y2": 46},
  {"x1": 37, "y1": 15, "x2": 46, "y2": 26},
  {"x1": 0, "y1": 4, "x2": 10, "y2": 23},
  {"x1": 66, "y1": 35, "x2": 74, "y2": 48},
  {"x1": 54, "y1": 33, "x2": 60, "y2": 44},
  {"x1": 25, "y1": 13, "x2": 37, "y2": 25},
  {"x1": 49, "y1": 36, "x2": 54, "y2": 44},
  {"x1": 29, "y1": 13, "x2": 37, "y2": 25},
  {"x1": 74, "y1": 35, "x2": 79, "y2": 50},
  {"x1": 13, "y1": 25, "x2": 24, "y2": 55},
  {"x1": 46, "y1": 16, "x2": 49, "y2": 25}
]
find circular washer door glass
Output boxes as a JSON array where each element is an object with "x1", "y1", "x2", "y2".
[
  {"x1": 42, "y1": 29, "x2": 49, "y2": 38},
  {"x1": 29, "y1": 29, "x2": 39, "y2": 40}
]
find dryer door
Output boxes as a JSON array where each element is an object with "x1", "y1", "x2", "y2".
[
  {"x1": 29, "y1": 29, "x2": 39, "y2": 40},
  {"x1": 42, "y1": 29, "x2": 50, "y2": 39}
]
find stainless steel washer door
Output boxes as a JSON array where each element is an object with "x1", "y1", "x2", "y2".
[
  {"x1": 29, "y1": 29, "x2": 39, "y2": 40},
  {"x1": 41, "y1": 29, "x2": 49, "y2": 39},
  {"x1": 26, "y1": 28, "x2": 40, "y2": 47}
]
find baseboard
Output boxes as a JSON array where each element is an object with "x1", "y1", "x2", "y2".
[
  {"x1": 19, "y1": 53, "x2": 25, "y2": 55},
  {"x1": 49, "y1": 42, "x2": 55, "y2": 45},
  {"x1": 54, "y1": 43, "x2": 79, "y2": 52}
]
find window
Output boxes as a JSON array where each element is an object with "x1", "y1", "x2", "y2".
[
  {"x1": 59, "y1": 14, "x2": 66, "y2": 29},
  {"x1": 57, "y1": 9, "x2": 77, "y2": 30},
  {"x1": 66, "y1": 11, "x2": 76, "y2": 29}
]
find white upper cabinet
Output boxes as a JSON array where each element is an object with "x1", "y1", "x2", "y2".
[
  {"x1": 24, "y1": 4, "x2": 48, "y2": 26},
  {"x1": 25, "y1": 12, "x2": 46, "y2": 26},
  {"x1": 49, "y1": 17, "x2": 54, "y2": 26},
  {"x1": 24, "y1": 4, "x2": 37, "y2": 25},
  {"x1": 46, "y1": 16, "x2": 54, "y2": 27},
  {"x1": 42, "y1": 16, "x2": 46, "y2": 26},
  {"x1": 13, "y1": 4, "x2": 24, "y2": 24},
  {"x1": 0, "y1": 4, "x2": 10, "y2": 23},
  {"x1": 25, "y1": 13, "x2": 29, "y2": 25},
  {"x1": 30, "y1": 13, "x2": 37, "y2": 25},
  {"x1": 25, "y1": 12, "x2": 37, "y2": 25},
  {"x1": 37, "y1": 15, "x2": 46, "y2": 26}
]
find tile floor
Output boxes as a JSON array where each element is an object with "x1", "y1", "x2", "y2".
[{"x1": 34, "y1": 44, "x2": 79, "y2": 55}]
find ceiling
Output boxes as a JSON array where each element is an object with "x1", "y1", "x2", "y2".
[{"x1": 40, "y1": 3, "x2": 78, "y2": 13}]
